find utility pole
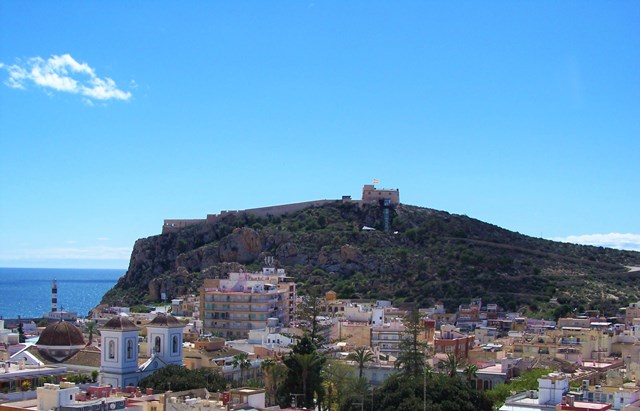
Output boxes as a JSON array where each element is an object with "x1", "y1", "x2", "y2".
[{"x1": 423, "y1": 347, "x2": 429, "y2": 411}]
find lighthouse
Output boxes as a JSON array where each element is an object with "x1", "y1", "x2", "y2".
[
  {"x1": 43, "y1": 279, "x2": 77, "y2": 323},
  {"x1": 51, "y1": 279, "x2": 58, "y2": 313}
]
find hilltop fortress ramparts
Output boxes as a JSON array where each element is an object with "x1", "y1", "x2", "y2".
[{"x1": 162, "y1": 184, "x2": 399, "y2": 234}]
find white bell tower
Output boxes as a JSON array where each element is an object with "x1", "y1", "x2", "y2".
[
  {"x1": 99, "y1": 316, "x2": 140, "y2": 388},
  {"x1": 145, "y1": 313, "x2": 183, "y2": 366}
]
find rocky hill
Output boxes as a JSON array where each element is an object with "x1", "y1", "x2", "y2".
[{"x1": 101, "y1": 202, "x2": 640, "y2": 317}]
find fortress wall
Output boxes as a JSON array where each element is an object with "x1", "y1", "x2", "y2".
[
  {"x1": 162, "y1": 185, "x2": 400, "y2": 234},
  {"x1": 206, "y1": 199, "x2": 340, "y2": 224},
  {"x1": 162, "y1": 219, "x2": 206, "y2": 234}
]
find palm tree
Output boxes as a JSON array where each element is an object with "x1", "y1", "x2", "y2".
[
  {"x1": 261, "y1": 358, "x2": 284, "y2": 406},
  {"x1": 293, "y1": 352, "x2": 322, "y2": 404},
  {"x1": 346, "y1": 376, "x2": 371, "y2": 411},
  {"x1": 261, "y1": 358, "x2": 275, "y2": 387},
  {"x1": 440, "y1": 353, "x2": 460, "y2": 378},
  {"x1": 347, "y1": 346, "x2": 374, "y2": 379},
  {"x1": 84, "y1": 321, "x2": 98, "y2": 346},
  {"x1": 324, "y1": 360, "x2": 353, "y2": 410},
  {"x1": 463, "y1": 363, "x2": 478, "y2": 388},
  {"x1": 232, "y1": 352, "x2": 251, "y2": 384}
]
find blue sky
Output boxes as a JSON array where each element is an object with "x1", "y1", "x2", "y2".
[{"x1": 1, "y1": 1, "x2": 639, "y2": 269}]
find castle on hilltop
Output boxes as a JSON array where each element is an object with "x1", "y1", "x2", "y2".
[{"x1": 162, "y1": 184, "x2": 400, "y2": 234}]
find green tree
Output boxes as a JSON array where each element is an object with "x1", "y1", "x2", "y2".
[
  {"x1": 278, "y1": 334, "x2": 325, "y2": 409},
  {"x1": 340, "y1": 377, "x2": 371, "y2": 411},
  {"x1": 138, "y1": 365, "x2": 226, "y2": 393},
  {"x1": 395, "y1": 310, "x2": 429, "y2": 378},
  {"x1": 463, "y1": 363, "x2": 478, "y2": 387},
  {"x1": 84, "y1": 321, "x2": 99, "y2": 346},
  {"x1": 296, "y1": 289, "x2": 330, "y2": 346},
  {"x1": 439, "y1": 353, "x2": 460, "y2": 378},
  {"x1": 261, "y1": 358, "x2": 286, "y2": 406},
  {"x1": 231, "y1": 352, "x2": 251, "y2": 384},
  {"x1": 17, "y1": 322, "x2": 26, "y2": 343},
  {"x1": 323, "y1": 360, "x2": 354, "y2": 411},
  {"x1": 375, "y1": 372, "x2": 493, "y2": 411},
  {"x1": 347, "y1": 346, "x2": 374, "y2": 379},
  {"x1": 485, "y1": 368, "x2": 551, "y2": 408},
  {"x1": 130, "y1": 305, "x2": 151, "y2": 313},
  {"x1": 294, "y1": 353, "x2": 323, "y2": 404}
]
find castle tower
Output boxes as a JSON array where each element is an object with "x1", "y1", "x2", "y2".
[
  {"x1": 99, "y1": 316, "x2": 140, "y2": 388},
  {"x1": 145, "y1": 313, "x2": 184, "y2": 366}
]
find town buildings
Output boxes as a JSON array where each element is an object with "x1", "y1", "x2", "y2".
[{"x1": 199, "y1": 268, "x2": 296, "y2": 339}]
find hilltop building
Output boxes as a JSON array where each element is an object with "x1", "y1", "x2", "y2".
[
  {"x1": 199, "y1": 267, "x2": 296, "y2": 339},
  {"x1": 360, "y1": 184, "x2": 400, "y2": 205}
]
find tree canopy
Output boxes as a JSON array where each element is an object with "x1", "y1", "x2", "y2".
[
  {"x1": 374, "y1": 373, "x2": 493, "y2": 411},
  {"x1": 138, "y1": 365, "x2": 227, "y2": 393},
  {"x1": 278, "y1": 334, "x2": 325, "y2": 409}
]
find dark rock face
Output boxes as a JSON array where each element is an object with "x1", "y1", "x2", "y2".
[{"x1": 101, "y1": 203, "x2": 640, "y2": 316}]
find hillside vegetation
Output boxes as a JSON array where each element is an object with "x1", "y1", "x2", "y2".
[{"x1": 102, "y1": 202, "x2": 640, "y2": 317}]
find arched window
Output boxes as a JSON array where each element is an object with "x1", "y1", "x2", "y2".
[
  {"x1": 172, "y1": 335, "x2": 178, "y2": 354},
  {"x1": 126, "y1": 339, "x2": 133, "y2": 359},
  {"x1": 154, "y1": 336, "x2": 161, "y2": 354},
  {"x1": 108, "y1": 340, "x2": 115, "y2": 359}
]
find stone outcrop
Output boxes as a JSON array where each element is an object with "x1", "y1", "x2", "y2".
[{"x1": 101, "y1": 202, "x2": 640, "y2": 313}]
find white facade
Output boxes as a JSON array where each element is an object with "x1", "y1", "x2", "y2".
[
  {"x1": 37, "y1": 383, "x2": 80, "y2": 411},
  {"x1": 146, "y1": 322, "x2": 183, "y2": 365},
  {"x1": 100, "y1": 314, "x2": 183, "y2": 389},
  {"x1": 101, "y1": 328, "x2": 139, "y2": 376},
  {"x1": 371, "y1": 308, "x2": 385, "y2": 327},
  {"x1": 537, "y1": 373, "x2": 569, "y2": 405},
  {"x1": 247, "y1": 328, "x2": 293, "y2": 348}
]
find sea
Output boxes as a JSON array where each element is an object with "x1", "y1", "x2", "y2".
[{"x1": 0, "y1": 267, "x2": 124, "y2": 319}]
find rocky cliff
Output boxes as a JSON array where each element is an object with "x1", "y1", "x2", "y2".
[{"x1": 102, "y1": 202, "x2": 640, "y2": 316}]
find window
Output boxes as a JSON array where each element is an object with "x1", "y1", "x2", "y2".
[
  {"x1": 108, "y1": 340, "x2": 115, "y2": 359},
  {"x1": 126, "y1": 340, "x2": 133, "y2": 359},
  {"x1": 154, "y1": 336, "x2": 161, "y2": 354},
  {"x1": 172, "y1": 335, "x2": 179, "y2": 354}
]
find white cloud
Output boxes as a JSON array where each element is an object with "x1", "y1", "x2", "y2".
[
  {"x1": 1, "y1": 54, "x2": 131, "y2": 102},
  {"x1": 551, "y1": 233, "x2": 640, "y2": 252}
]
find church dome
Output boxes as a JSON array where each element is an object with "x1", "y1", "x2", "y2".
[
  {"x1": 102, "y1": 316, "x2": 138, "y2": 331},
  {"x1": 36, "y1": 321, "x2": 85, "y2": 362},
  {"x1": 148, "y1": 313, "x2": 182, "y2": 327},
  {"x1": 37, "y1": 321, "x2": 85, "y2": 346}
]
